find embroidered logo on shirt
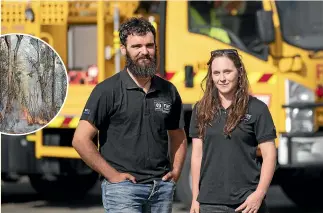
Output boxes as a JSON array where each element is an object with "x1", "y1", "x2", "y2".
[
  {"x1": 154, "y1": 100, "x2": 171, "y2": 114},
  {"x1": 83, "y1": 109, "x2": 91, "y2": 115},
  {"x1": 241, "y1": 113, "x2": 252, "y2": 122},
  {"x1": 155, "y1": 102, "x2": 162, "y2": 110}
]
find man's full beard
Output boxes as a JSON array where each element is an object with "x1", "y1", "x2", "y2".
[{"x1": 126, "y1": 52, "x2": 157, "y2": 78}]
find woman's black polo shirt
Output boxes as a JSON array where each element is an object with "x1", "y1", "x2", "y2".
[
  {"x1": 80, "y1": 69, "x2": 184, "y2": 183},
  {"x1": 189, "y1": 96, "x2": 276, "y2": 205}
]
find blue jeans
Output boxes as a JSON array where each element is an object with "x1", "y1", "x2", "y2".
[{"x1": 101, "y1": 179, "x2": 176, "y2": 213}]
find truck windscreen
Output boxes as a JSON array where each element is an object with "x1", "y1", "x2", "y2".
[
  {"x1": 276, "y1": 1, "x2": 323, "y2": 51},
  {"x1": 187, "y1": 1, "x2": 267, "y2": 58}
]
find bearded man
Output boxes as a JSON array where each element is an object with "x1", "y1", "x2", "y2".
[{"x1": 72, "y1": 17, "x2": 187, "y2": 213}]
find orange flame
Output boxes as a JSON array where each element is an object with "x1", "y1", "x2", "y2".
[
  {"x1": 21, "y1": 107, "x2": 49, "y2": 126},
  {"x1": 21, "y1": 107, "x2": 33, "y2": 124},
  {"x1": 21, "y1": 107, "x2": 28, "y2": 120},
  {"x1": 34, "y1": 116, "x2": 47, "y2": 125}
]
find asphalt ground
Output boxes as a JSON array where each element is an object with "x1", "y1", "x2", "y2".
[{"x1": 1, "y1": 177, "x2": 322, "y2": 213}]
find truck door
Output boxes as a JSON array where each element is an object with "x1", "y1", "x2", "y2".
[{"x1": 166, "y1": 1, "x2": 282, "y2": 206}]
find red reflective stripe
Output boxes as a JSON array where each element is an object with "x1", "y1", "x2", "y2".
[
  {"x1": 316, "y1": 85, "x2": 323, "y2": 98},
  {"x1": 258, "y1": 73, "x2": 273, "y2": 83},
  {"x1": 165, "y1": 72, "x2": 175, "y2": 80},
  {"x1": 62, "y1": 117, "x2": 72, "y2": 126}
]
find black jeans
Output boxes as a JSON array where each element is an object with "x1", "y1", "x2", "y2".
[{"x1": 200, "y1": 201, "x2": 269, "y2": 213}]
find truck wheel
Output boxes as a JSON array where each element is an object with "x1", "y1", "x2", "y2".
[
  {"x1": 176, "y1": 144, "x2": 192, "y2": 207},
  {"x1": 28, "y1": 172, "x2": 98, "y2": 199},
  {"x1": 1, "y1": 173, "x2": 20, "y2": 183},
  {"x1": 280, "y1": 177, "x2": 323, "y2": 209}
]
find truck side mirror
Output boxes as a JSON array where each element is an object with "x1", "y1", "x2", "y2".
[
  {"x1": 185, "y1": 65, "x2": 194, "y2": 88},
  {"x1": 256, "y1": 10, "x2": 275, "y2": 44}
]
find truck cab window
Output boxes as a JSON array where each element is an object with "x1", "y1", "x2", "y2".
[
  {"x1": 276, "y1": 1, "x2": 323, "y2": 51},
  {"x1": 67, "y1": 25, "x2": 98, "y2": 85},
  {"x1": 135, "y1": 1, "x2": 160, "y2": 14},
  {"x1": 188, "y1": 1, "x2": 267, "y2": 59}
]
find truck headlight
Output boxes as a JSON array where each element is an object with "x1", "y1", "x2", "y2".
[{"x1": 285, "y1": 80, "x2": 315, "y2": 133}]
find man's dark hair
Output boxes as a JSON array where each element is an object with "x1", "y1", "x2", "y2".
[{"x1": 119, "y1": 17, "x2": 156, "y2": 46}]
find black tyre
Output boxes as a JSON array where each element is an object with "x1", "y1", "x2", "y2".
[
  {"x1": 29, "y1": 172, "x2": 98, "y2": 200},
  {"x1": 280, "y1": 176, "x2": 323, "y2": 209}
]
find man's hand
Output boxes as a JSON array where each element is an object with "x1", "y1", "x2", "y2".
[
  {"x1": 235, "y1": 190, "x2": 265, "y2": 213},
  {"x1": 162, "y1": 170, "x2": 180, "y2": 182},
  {"x1": 108, "y1": 172, "x2": 137, "y2": 184},
  {"x1": 190, "y1": 200, "x2": 200, "y2": 213}
]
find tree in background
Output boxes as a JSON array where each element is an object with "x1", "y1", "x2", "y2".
[{"x1": 0, "y1": 35, "x2": 67, "y2": 134}]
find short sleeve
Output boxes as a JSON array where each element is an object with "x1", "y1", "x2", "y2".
[
  {"x1": 189, "y1": 104, "x2": 200, "y2": 138},
  {"x1": 80, "y1": 85, "x2": 111, "y2": 130},
  {"x1": 255, "y1": 105, "x2": 277, "y2": 144},
  {"x1": 166, "y1": 88, "x2": 185, "y2": 130}
]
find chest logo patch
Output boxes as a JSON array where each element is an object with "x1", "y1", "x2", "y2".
[
  {"x1": 83, "y1": 108, "x2": 91, "y2": 115},
  {"x1": 241, "y1": 113, "x2": 252, "y2": 122},
  {"x1": 154, "y1": 100, "x2": 171, "y2": 114}
]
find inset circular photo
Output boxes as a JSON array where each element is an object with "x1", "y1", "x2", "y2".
[{"x1": 0, "y1": 33, "x2": 68, "y2": 135}]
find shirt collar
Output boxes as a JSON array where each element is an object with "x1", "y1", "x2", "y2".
[
  {"x1": 212, "y1": 90, "x2": 234, "y2": 112},
  {"x1": 120, "y1": 68, "x2": 138, "y2": 89},
  {"x1": 120, "y1": 68, "x2": 162, "y2": 93},
  {"x1": 211, "y1": 92, "x2": 252, "y2": 112}
]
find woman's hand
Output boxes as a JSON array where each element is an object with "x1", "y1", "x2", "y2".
[
  {"x1": 235, "y1": 190, "x2": 265, "y2": 213},
  {"x1": 190, "y1": 200, "x2": 200, "y2": 213}
]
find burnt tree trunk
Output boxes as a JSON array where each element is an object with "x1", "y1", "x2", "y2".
[
  {"x1": 51, "y1": 52, "x2": 56, "y2": 115},
  {"x1": 4, "y1": 36, "x2": 12, "y2": 114}
]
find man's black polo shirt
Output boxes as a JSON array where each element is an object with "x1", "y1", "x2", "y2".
[
  {"x1": 189, "y1": 96, "x2": 276, "y2": 205},
  {"x1": 80, "y1": 69, "x2": 184, "y2": 183}
]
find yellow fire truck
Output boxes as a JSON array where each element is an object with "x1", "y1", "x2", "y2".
[{"x1": 1, "y1": 0, "x2": 323, "y2": 207}]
